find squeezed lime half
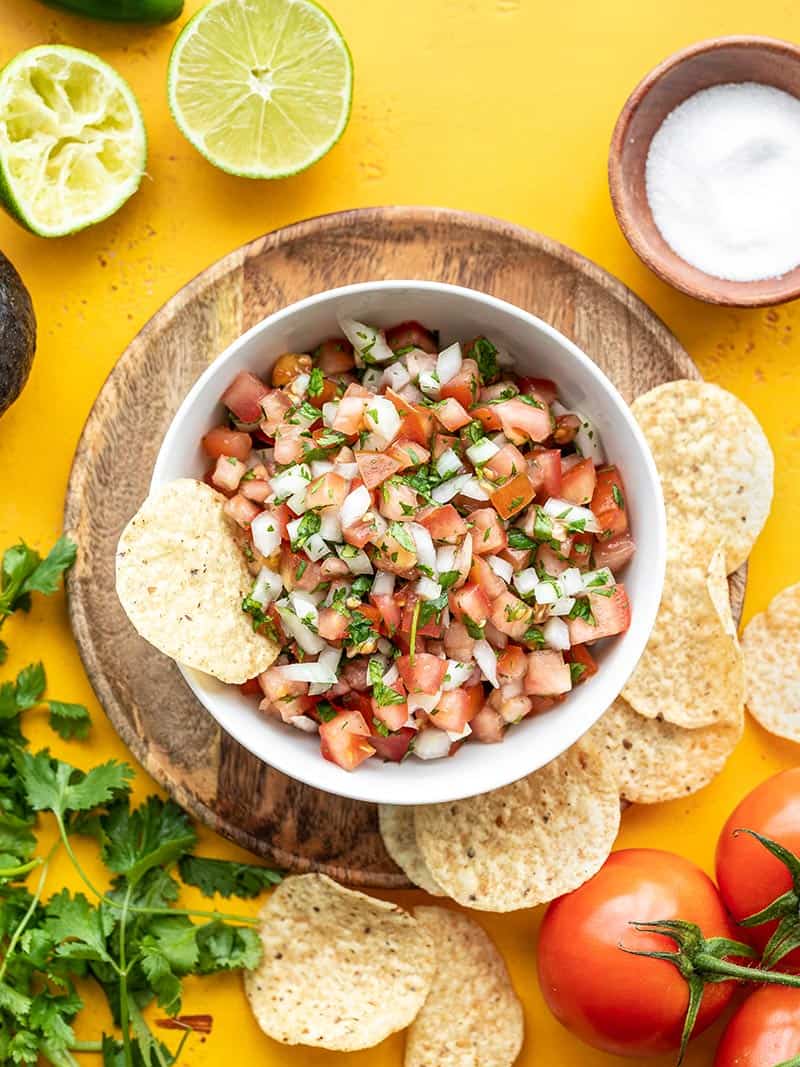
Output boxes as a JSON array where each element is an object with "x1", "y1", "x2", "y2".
[
  {"x1": 167, "y1": 0, "x2": 353, "y2": 179},
  {"x1": 0, "y1": 45, "x2": 147, "y2": 238}
]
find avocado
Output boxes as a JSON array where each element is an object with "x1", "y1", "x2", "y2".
[{"x1": 0, "y1": 251, "x2": 35, "y2": 417}]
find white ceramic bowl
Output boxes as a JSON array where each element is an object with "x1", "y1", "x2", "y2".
[{"x1": 152, "y1": 280, "x2": 666, "y2": 806}]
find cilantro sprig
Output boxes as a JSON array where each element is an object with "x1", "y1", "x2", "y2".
[{"x1": 0, "y1": 536, "x2": 76, "y2": 664}]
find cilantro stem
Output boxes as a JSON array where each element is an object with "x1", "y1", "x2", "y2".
[
  {"x1": 118, "y1": 881, "x2": 135, "y2": 1067},
  {"x1": 409, "y1": 600, "x2": 420, "y2": 665},
  {"x1": 0, "y1": 841, "x2": 59, "y2": 985},
  {"x1": 69, "y1": 1040, "x2": 103, "y2": 1053},
  {"x1": 55, "y1": 812, "x2": 104, "y2": 898}
]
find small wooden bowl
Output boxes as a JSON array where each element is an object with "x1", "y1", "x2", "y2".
[{"x1": 609, "y1": 35, "x2": 800, "y2": 307}]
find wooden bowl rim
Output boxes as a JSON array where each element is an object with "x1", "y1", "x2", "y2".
[{"x1": 608, "y1": 34, "x2": 800, "y2": 307}]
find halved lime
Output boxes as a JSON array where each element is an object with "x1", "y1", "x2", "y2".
[
  {"x1": 167, "y1": 0, "x2": 353, "y2": 179},
  {"x1": 0, "y1": 45, "x2": 147, "y2": 238}
]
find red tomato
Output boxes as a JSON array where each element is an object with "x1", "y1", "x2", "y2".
[
  {"x1": 717, "y1": 769, "x2": 800, "y2": 970},
  {"x1": 566, "y1": 643, "x2": 597, "y2": 683},
  {"x1": 332, "y1": 395, "x2": 367, "y2": 435},
  {"x1": 560, "y1": 457, "x2": 597, "y2": 506},
  {"x1": 528, "y1": 448, "x2": 562, "y2": 499},
  {"x1": 715, "y1": 987, "x2": 800, "y2": 1067},
  {"x1": 420, "y1": 504, "x2": 468, "y2": 544},
  {"x1": 441, "y1": 357, "x2": 479, "y2": 409},
  {"x1": 387, "y1": 438, "x2": 430, "y2": 471},
  {"x1": 385, "y1": 320, "x2": 438, "y2": 354},
  {"x1": 518, "y1": 376, "x2": 558, "y2": 405},
  {"x1": 202, "y1": 426, "x2": 253, "y2": 462},
  {"x1": 489, "y1": 590, "x2": 533, "y2": 639},
  {"x1": 592, "y1": 466, "x2": 629, "y2": 537},
  {"x1": 396, "y1": 653, "x2": 447, "y2": 695},
  {"x1": 485, "y1": 443, "x2": 527, "y2": 481},
  {"x1": 497, "y1": 644, "x2": 527, "y2": 680},
  {"x1": 313, "y1": 338, "x2": 355, "y2": 373},
  {"x1": 399, "y1": 596, "x2": 441, "y2": 639},
  {"x1": 273, "y1": 423, "x2": 304, "y2": 464},
  {"x1": 470, "y1": 705, "x2": 505, "y2": 743},
  {"x1": 221, "y1": 371, "x2": 268, "y2": 424},
  {"x1": 371, "y1": 693, "x2": 409, "y2": 732},
  {"x1": 593, "y1": 529, "x2": 636, "y2": 571},
  {"x1": 430, "y1": 432, "x2": 459, "y2": 460},
  {"x1": 369, "y1": 592, "x2": 401, "y2": 637},
  {"x1": 239, "y1": 677, "x2": 262, "y2": 697},
  {"x1": 524, "y1": 650, "x2": 571, "y2": 695},
  {"x1": 317, "y1": 607, "x2": 349, "y2": 643},
  {"x1": 538, "y1": 849, "x2": 740, "y2": 1057},
  {"x1": 470, "y1": 404, "x2": 504, "y2": 432},
  {"x1": 430, "y1": 689, "x2": 473, "y2": 733},
  {"x1": 306, "y1": 472, "x2": 348, "y2": 509},
  {"x1": 386, "y1": 389, "x2": 434, "y2": 446},
  {"x1": 369, "y1": 726, "x2": 415, "y2": 762},
  {"x1": 567, "y1": 585, "x2": 631, "y2": 644},
  {"x1": 319, "y1": 710, "x2": 375, "y2": 771},
  {"x1": 469, "y1": 508, "x2": 508, "y2": 555},
  {"x1": 354, "y1": 451, "x2": 402, "y2": 489},
  {"x1": 490, "y1": 473, "x2": 535, "y2": 519},
  {"x1": 450, "y1": 583, "x2": 491, "y2": 628},
  {"x1": 434, "y1": 396, "x2": 472, "y2": 431},
  {"x1": 495, "y1": 397, "x2": 552, "y2": 442},
  {"x1": 469, "y1": 557, "x2": 506, "y2": 600}
]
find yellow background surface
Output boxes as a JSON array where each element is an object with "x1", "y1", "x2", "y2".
[{"x1": 0, "y1": 0, "x2": 798, "y2": 1064}]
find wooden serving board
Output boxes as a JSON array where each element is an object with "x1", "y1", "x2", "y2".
[{"x1": 64, "y1": 207, "x2": 744, "y2": 888}]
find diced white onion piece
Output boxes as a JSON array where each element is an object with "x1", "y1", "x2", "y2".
[
  {"x1": 251, "y1": 511, "x2": 282, "y2": 558},
  {"x1": 551, "y1": 597, "x2": 576, "y2": 616},
  {"x1": 446, "y1": 722, "x2": 472, "y2": 743},
  {"x1": 304, "y1": 534, "x2": 330, "y2": 561},
  {"x1": 322, "y1": 401, "x2": 339, "y2": 428},
  {"x1": 466, "y1": 437, "x2": 500, "y2": 466},
  {"x1": 364, "y1": 396, "x2": 401, "y2": 444},
  {"x1": 279, "y1": 660, "x2": 338, "y2": 685},
  {"x1": 490, "y1": 432, "x2": 509, "y2": 447},
  {"x1": 581, "y1": 567, "x2": 616, "y2": 592},
  {"x1": 459, "y1": 477, "x2": 490, "y2": 501},
  {"x1": 377, "y1": 637, "x2": 393, "y2": 656},
  {"x1": 415, "y1": 576, "x2": 442, "y2": 600},
  {"x1": 435, "y1": 449, "x2": 462, "y2": 479},
  {"x1": 341, "y1": 484, "x2": 372, "y2": 529},
  {"x1": 442, "y1": 660, "x2": 474, "y2": 691},
  {"x1": 513, "y1": 568, "x2": 539, "y2": 596},
  {"x1": 310, "y1": 460, "x2": 335, "y2": 478},
  {"x1": 413, "y1": 728, "x2": 452, "y2": 760},
  {"x1": 399, "y1": 382, "x2": 424, "y2": 403},
  {"x1": 418, "y1": 370, "x2": 441, "y2": 398},
  {"x1": 323, "y1": 581, "x2": 348, "y2": 607},
  {"x1": 286, "y1": 517, "x2": 303, "y2": 544},
  {"x1": 289, "y1": 715, "x2": 318, "y2": 733},
  {"x1": 383, "y1": 663, "x2": 400, "y2": 686},
  {"x1": 253, "y1": 447, "x2": 275, "y2": 465},
  {"x1": 543, "y1": 616, "x2": 571, "y2": 651},
  {"x1": 370, "y1": 512, "x2": 388, "y2": 538},
  {"x1": 486, "y1": 555, "x2": 513, "y2": 584},
  {"x1": 543, "y1": 497, "x2": 601, "y2": 533},
  {"x1": 494, "y1": 342, "x2": 514, "y2": 368},
  {"x1": 335, "y1": 545, "x2": 373, "y2": 575},
  {"x1": 333, "y1": 462, "x2": 358, "y2": 480},
  {"x1": 286, "y1": 490, "x2": 308, "y2": 516},
  {"x1": 454, "y1": 534, "x2": 473, "y2": 580},
  {"x1": 436, "y1": 342, "x2": 463, "y2": 384},
  {"x1": 320, "y1": 510, "x2": 343, "y2": 543},
  {"x1": 371, "y1": 570, "x2": 396, "y2": 596},
  {"x1": 270, "y1": 464, "x2": 310, "y2": 500},
  {"x1": 362, "y1": 366, "x2": 383, "y2": 393},
  {"x1": 289, "y1": 591, "x2": 319, "y2": 630},
  {"x1": 306, "y1": 587, "x2": 327, "y2": 606},
  {"x1": 431, "y1": 473, "x2": 471, "y2": 504},
  {"x1": 574, "y1": 411, "x2": 605, "y2": 465},
  {"x1": 383, "y1": 362, "x2": 411, "y2": 392},
  {"x1": 534, "y1": 581, "x2": 560, "y2": 605},
  {"x1": 338, "y1": 317, "x2": 395, "y2": 364},
  {"x1": 407, "y1": 690, "x2": 441, "y2": 714},
  {"x1": 407, "y1": 523, "x2": 437, "y2": 576},
  {"x1": 276, "y1": 601, "x2": 325, "y2": 654},
  {"x1": 561, "y1": 567, "x2": 585, "y2": 597},
  {"x1": 288, "y1": 372, "x2": 310, "y2": 398},
  {"x1": 441, "y1": 606, "x2": 451, "y2": 629},
  {"x1": 474, "y1": 639, "x2": 499, "y2": 688},
  {"x1": 436, "y1": 545, "x2": 456, "y2": 573},
  {"x1": 250, "y1": 567, "x2": 282, "y2": 607}
]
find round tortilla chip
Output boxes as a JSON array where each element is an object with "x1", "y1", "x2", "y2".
[
  {"x1": 742, "y1": 582, "x2": 800, "y2": 742},
  {"x1": 116, "y1": 478, "x2": 277, "y2": 684},
  {"x1": 590, "y1": 697, "x2": 743, "y2": 804},
  {"x1": 244, "y1": 873, "x2": 436, "y2": 1051},
  {"x1": 379, "y1": 805, "x2": 446, "y2": 896},
  {"x1": 406, "y1": 907, "x2": 524, "y2": 1067},
  {"x1": 631, "y1": 380, "x2": 773, "y2": 573},
  {"x1": 413, "y1": 741, "x2": 620, "y2": 912},
  {"x1": 622, "y1": 546, "x2": 745, "y2": 729}
]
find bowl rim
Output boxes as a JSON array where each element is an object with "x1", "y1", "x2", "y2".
[
  {"x1": 608, "y1": 34, "x2": 800, "y2": 308},
  {"x1": 151, "y1": 278, "x2": 667, "y2": 805}
]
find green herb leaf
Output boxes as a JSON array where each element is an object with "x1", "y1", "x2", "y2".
[
  {"x1": 507, "y1": 530, "x2": 537, "y2": 551},
  {"x1": 291, "y1": 512, "x2": 321, "y2": 552},
  {"x1": 307, "y1": 367, "x2": 324, "y2": 399},
  {"x1": 471, "y1": 338, "x2": 499, "y2": 384},
  {"x1": 48, "y1": 702, "x2": 91, "y2": 742},
  {"x1": 178, "y1": 856, "x2": 283, "y2": 899},
  {"x1": 17, "y1": 751, "x2": 134, "y2": 820}
]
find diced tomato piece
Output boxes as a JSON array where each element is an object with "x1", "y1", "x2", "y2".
[
  {"x1": 524, "y1": 650, "x2": 572, "y2": 696},
  {"x1": 369, "y1": 726, "x2": 415, "y2": 762},
  {"x1": 497, "y1": 644, "x2": 527, "y2": 681},
  {"x1": 386, "y1": 389, "x2": 434, "y2": 446},
  {"x1": 486, "y1": 444, "x2": 527, "y2": 481},
  {"x1": 420, "y1": 505, "x2": 468, "y2": 544},
  {"x1": 373, "y1": 527, "x2": 418, "y2": 574},
  {"x1": 258, "y1": 667, "x2": 308, "y2": 704},
  {"x1": 430, "y1": 689, "x2": 474, "y2": 733},
  {"x1": 499, "y1": 545, "x2": 532, "y2": 571},
  {"x1": 306, "y1": 472, "x2": 348, "y2": 510},
  {"x1": 239, "y1": 677, "x2": 262, "y2": 697},
  {"x1": 260, "y1": 390, "x2": 292, "y2": 436},
  {"x1": 314, "y1": 338, "x2": 355, "y2": 373},
  {"x1": 449, "y1": 583, "x2": 490, "y2": 628},
  {"x1": 211, "y1": 455, "x2": 247, "y2": 492},
  {"x1": 202, "y1": 426, "x2": 253, "y2": 462},
  {"x1": 591, "y1": 466, "x2": 629, "y2": 538},
  {"x1": 273, "y1": 423, "x2": 305, "y2": 464},
  {"x1": 592, "y1": 530, "x2": 636, "y2": 571},
  {"x1": 378, "y1": 479, "x2": 419, "y2": 521},
  {"x1": 431, "y1": 433, "x2": 460, "y2": 460},
  {"x1": 355, "y1": 451, "x2": 402, "y2": 489},
  {"x1": 223, "y1": 493, "x2": 260, "y2": 527},
  {"x1": 240, "y1": 478, "x2": 271, "y2": 503},
  {"x1": 567, "y1": 585, "x2": 631, "y2": 644},
  {"x1": 561, "y1": 458, "x2": 597, "y2": 506},
  {"x1": 441, "y1": 358, "x2": 480, "y2": 409},
  {"x1": 528, "y1": 449, "x2": 562, "y2": 499},
  {"x1": 569, "y1": 531, "x2": 594, "y2": 567},
  {"x1": 319, "y1": 710, "x2": 375, "y2": 770},
  {"x1": 221, "y1": 371, "x2": 269, "y2": 424},
  {"x1": 279, "y1": 548, "x2": 324, "y2": 592},
  {"x1": 470, "y1": 706, "x2": 505, "y2": 743},
  {"x1": 385, "y1": 320, "x2": 438, "y2": 354},
  {"x1": 529, "y1": 695, "x2": 559, "y2": 714},
  {"x1": 491, "y1": 473, "x2": 535, "y2": 519},
  {"x1": 489, "y1": 590, "x2": 533, "y2": 639},
  {"x1": 536, "y1": 543, "x2": 570, "y2": 577},
  {"x1": 469, "y1": 556, "x2": 506, "y2": 600},
  {"x1": 397, "y1": 653, "x2": 447, "y2": 695},
  {"x1": 434, "y1": 397, "x2": 471, "y2": 432},
  {"x1": 517, "y1": 376, "x2": 558, "y2": 405},
  {"x1": 470, "y1": 508, "x2": 508, "y2": 555},
  {"x1": 318, "y1": 608, "x2": 349, "y2": 643},
  {"x1": 464, "y1": 683, "x2": 484, "y2": 719},
  {"x1": 495, "y1": 398, "x2": 552, "y2": 442},
  {"x1": 369, "y1": 592, "x2": 402, "y2": 636},
  {"x1": 566, "y1": 644, "x2": 598, "y2": 684},
  {"x1": 470, "y1": 405, "x2": 503, "y2": 432},
  {"x1": 332, "y1": 395, "x2": 367, "y2": 435},
  {"x1": 343, "y1": 519, "x2": 374, "y2": 549},
  {"x1": 553, "y1": 413, "x2": 582, "y2": 446},
  {"x1": 371, "y1": 692, "x2": 409, "y2": 733},
  {"x1": 387, "y1": 438, "x2": 430, "y2": 471},
  {"x1": 399, "y1": 596, "x2": 442, "y2": 639}
]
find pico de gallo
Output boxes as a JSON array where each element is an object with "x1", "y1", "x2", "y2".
[{"x1": 202, "y1": 316, "x2": 635, "y2": 771}]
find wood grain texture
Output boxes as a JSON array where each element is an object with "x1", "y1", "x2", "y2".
[{"x1": 63, "y1": 206, "x2": 744, "y2": 887}]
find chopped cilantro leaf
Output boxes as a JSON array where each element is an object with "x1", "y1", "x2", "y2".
[
  {"x1": 471, "y1": 337, "x2": 499, "y2": 384},
  {"x1": 568, "y1": 599, "x2": 596, "y2": 626},
  {"x1": 291, "y1": 512, "x2": 321, "y2": 551},
  {"x1": 612, "y1": 483, "x2": 625, "y2": 510},
  {"x1": 507, "y1": 529, "x2": 538, "y2": 550},
  {"x1": 316, "y1": 701, "x2": 337, "y2": 722},
  {"x1": 522, "y1": 625, "x2": 546, "y2": 647},
  {"x1": 569, "y1": 662, "x2": 587, "y2": 684},
  {"x1": 438, "y1": 570, "x2": 460, "y2": 590},
  {"x1": 372, "y1": 718, "x2": 391, "y2": 736},
  {"x1": 463, "y1": 615, "x2": 485, "y2": 640},
  {"x1": 307, "y1": 367, "x2": 324, "y2": 399}
]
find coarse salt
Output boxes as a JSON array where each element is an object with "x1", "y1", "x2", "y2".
[{"x1": 645, "y1": 82, "x2": 800, "y2": 282}]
